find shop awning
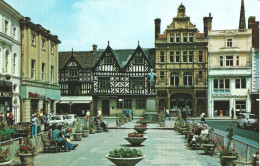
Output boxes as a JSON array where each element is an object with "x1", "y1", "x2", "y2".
[{"x1": 59, "y1": 100, "x2": 91, "y2": 104}]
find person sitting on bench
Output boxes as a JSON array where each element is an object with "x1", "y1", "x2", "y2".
[{"x1": 186, "y1": 124, "x2": 208, "y2": 148}]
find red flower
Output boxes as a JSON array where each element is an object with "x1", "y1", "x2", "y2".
[
  {"x1": 222, "y1": 147, "x2": 225, "y2": 151},
  {"x1": 232, "y1": 148, "x2": 235, "y2": 152}
]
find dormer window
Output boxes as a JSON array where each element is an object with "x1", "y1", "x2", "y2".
[
  {"x1": 227, "y1": 38, "x2": 233, "y2": 47},
  {"x1": 133, "y1": 57, "x2": 143, "y2": 64},
  {"x1": 103, "y1": 57, "x2": 113, "y2": 64}
]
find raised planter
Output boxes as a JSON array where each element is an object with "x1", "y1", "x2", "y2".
[
  {"x1": 106, "y1": 155, "x2": 145, "y2": 166},
  {"x1": 203, "y1": 144, "x2": 216, "y2": 155},
  {"x1": 0, "y1": 161, "x2": 11, "y2": 166},
  {"x1": 73, "y1": 133, "x2": 82, "y2": 141},
  {"x1": 124, "y1": 136, "x2": 147, "y2": 146},
  {"x1": 89, "y1": 127, "x2": 97, "y2": 134},
  {"x1": 19, "y1": 153, "x2": 34, "y2": 166},
  {"x1": 220, "y1": 156, "x2": 237, "y2": 166},
  {"x1": 133, "y1": 127, "x2": 147, "y2": 134},
  {"x1": 82, "y1": 130, "x2": 89, "y2": 137},
  {"x1": 159, "y1": 122, "x2": 165, "y2": 127}
]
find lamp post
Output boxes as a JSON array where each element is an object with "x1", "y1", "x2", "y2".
[{"x1": 69, "y1": 101, "x2": 73, "y2": 114}]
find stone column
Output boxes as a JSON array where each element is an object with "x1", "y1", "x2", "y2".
[
  {"x1": 37, "y1": 100, "x2": 43, "y2": 117},
  {"x1": 22, "y1": 99, "x2": 31, "y2": 122}
]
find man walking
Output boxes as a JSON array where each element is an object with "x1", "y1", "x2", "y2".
[
  {"x1": 231, "y1": 108, "x2": 234, "y2": 119},
  {"x1": 165, "y1": 107, "x2": 170, "y2": 120},
  {"x1": 130, "y1": 108, "x2": 134, "y2": 120}
]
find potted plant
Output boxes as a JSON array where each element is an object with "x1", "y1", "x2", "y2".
[
  {"x1": 89, "y1": 120, "x2": 97, "y2": 134},
  {"x1": 0, "y1": 147, "x2": 11, "y2": 166},
  {"x1": 133, "y1": 125, "x2": 147, "y2": 134},
  {"x1": 219, "y1": 125, "x2": 238, "y2": 166},
  {"x1": 203, "y1": 128, "x2": 217, "y2": 155},
  {"x1": 73, "y1": 122, "x2": 82, "y2": 141},
  {"x1": 124, "y1": 132, "x2": 147, "y2": 146},
  {"x1": 18, "y1": 137, "x2": 36, "y2": 166},
  {"x1": 81, "y1": 122, "x2": 90, "y2": 137},
  {"x1": 106, "y1": 148, "x2": 145, "y2": 166}
]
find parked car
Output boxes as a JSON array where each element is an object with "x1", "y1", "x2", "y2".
[
  {"x1": 48, "y1": 115, "x2": 67, "y2": 126},
  {"x1": 65, "y1": 114, "x2": 78, "y2": 126},
  {"x1": 237, "y1": 113, "x2": 258, "y2": 129}
]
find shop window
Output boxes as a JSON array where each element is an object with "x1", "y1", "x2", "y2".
[
  {"x1": 117, "y1": 99, "x2": 132, "y2": 109},
  {"x1": 136, "y1": 99, "x2": 146, "y2": 109}
]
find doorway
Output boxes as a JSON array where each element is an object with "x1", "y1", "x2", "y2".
[{"x1": 102, "y1": 100, "x2": 109, "y2": 115}]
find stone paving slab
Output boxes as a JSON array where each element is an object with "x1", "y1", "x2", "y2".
[{"x1": 34, "y1": 120, "x2": 220, "y2": 166}]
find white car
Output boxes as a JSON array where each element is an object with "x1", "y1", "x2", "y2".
[
  {"x1": 48, "y1": 115, "x2": 67, "y2": 126},
  {"x1": 65, "y1": 114, "x2": 78, "y2": 126},
  {"x1": 237, "y1": 113, "x2": 258, "y2": 128}
]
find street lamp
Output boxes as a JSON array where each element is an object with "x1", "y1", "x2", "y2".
[{"x1": 69, "y1": 101, "x2": 73, "y2": 114}]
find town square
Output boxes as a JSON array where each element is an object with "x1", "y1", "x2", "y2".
[{"x1": 0, "y1": 0, "x2": 259, "y2": 165}]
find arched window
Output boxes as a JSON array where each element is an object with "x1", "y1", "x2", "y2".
[
  {"x1": 170, "y1": 72, "x2": 179, "y2": 85},
  {"x1": 183, "y1": 72, "x2": 192, "y2": 85},
  {"x1": 5, "y1": 50, "x2": 9, "y2": 73},
  {"x1": 13, "y1": 53, "x2": 17, "y2": 74}
]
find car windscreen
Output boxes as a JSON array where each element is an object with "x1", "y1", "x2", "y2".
[
  {"x1": 51, "y1": 117, "x2": 56, "y2": 120},
  {"x1": 249, "y1": 115, "x2": 257, "y2": 119},
  {"x1": 68, "y1": 116, "x2": 73, "y2": 119}
]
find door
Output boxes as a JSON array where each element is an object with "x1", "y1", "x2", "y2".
[{"x1": 102, "y1": 100, "x2": 109, "y2": 115}]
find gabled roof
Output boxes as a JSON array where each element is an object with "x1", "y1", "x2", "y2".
[{"x1": 59, "y1": 51, "x2": 96, "y2": 69}]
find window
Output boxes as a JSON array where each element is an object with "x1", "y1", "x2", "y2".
[
  {"x1": 13, "y1": 53, "x2": 16, "y2": 75},
  {"x1": 117, "y1": 99, "x2": 132, "y2": 109},
  {"x1": 136, "y1": 99, "x2": 146, "y2": 109},
  {"x1": 160, "y1": 71, "x2": 164, "y2": 79},
  {"x1": 13, "y1": 27, "x2": 16, "y2": 39},
  {"x1": 160, "y1": 51, "x2": 164, "y2": 62},
  {"x1": 133, "y1": 57, "x2": 143, "y2": 64},
  {"x1": 176, "y1": 33, "x2": 180, "y2": 43},
  {"x1": 213, "y1": 79, "x2": 230, "y2": 93},
  {"x1": 158, "y1": 91, "x2": 167, "y2": 97},
  {"x1": 220, "y1": 56, "x2": 224, "y2": 66},
  {"x1": 199, "y1": 51, "x2": 203, "y2": 63},
  {"x1": 199, "y1": 71, "x2": 203, "y2": 78},
  {"x1": 183, "y1": 72, "x2": 192, "y2": 85},
  {"x1": 5, "y1": 20, "x2": 9, "y2": 34},
  {"x1": 189, "y1": 51, "x2": 193, "y2": 63},
  {"x1": 183, "y1": 33, "x2": 187, "y2": 42},
  {"x1": 170, "y1": 34, "x2": 174, "y2": 43},
  {"x1": 103, "y1": 57, "x2": 113, "y2": 64},
  {"x1": 5, "y1": 50, "x2": 9, "y2": 73},
  {"x1": 51, "y1": 66, "x2": 54, "y2": 83},
  {"x1": 98, "y1": 77, "x2": 110, "y2": 90},
  {"x1": 189, "y1": 33, "x2": 193, "y2": 42},
  {"x1": 42, "y1": 63, "x2": 46, "y2": 81},
  {"x1": 68, "y1": 69, "x2": 78, "y2": 77},
  {"x1": 227, "y1": 38, "x2": 233, "y2": 47},
  {"x1": 31, "y1": 60, "x2": 36, "y2": 79},
  {"x1": 235, "y1": 79, "x2": 246, "y2": 89},
  {"x1": 51, "y1": 44, "x2": 54, "y2": 54},
  {"x1": 182, "y1": 51, "x2": 187, "y2": 63},
  {"x1": 235, "y1": 101, "x2": 246, "y2": 112},
  {"x1": 236, "y1": 56, "x2": 239, "y2": 66},
  {"x1": 226, "y1": 56, "x2": 233, "y2": 66},
  {"x1": 42, "y1": 39, "x2": 46, "y2": 51},
  {"x1": 68, "y1": 82, "x2": 81, "y2": 95},
  {"x1": 170, "y1": 51, "x2": 174, "y2": 62},
  {"x1": 170, "y1": 72, "x2": 179, "y2": 85},
  {"x1": 31, "y1": 34, "x2": 36, "y2": 46},
  {"x1": 175, "y1": 51, "x2": 180, "y2": 62},
  {"x1": 130, "y1": 77, "x2": 144, "y2": 90}
]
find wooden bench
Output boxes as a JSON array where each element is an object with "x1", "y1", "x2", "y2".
[{"x1": 41, "y1": 130, "x2": 58, "y2": 153}]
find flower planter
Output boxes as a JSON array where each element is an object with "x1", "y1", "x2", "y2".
[
  {"x1": 120, "y1": 120, "x2": 125, "y2": 125},
  {"x1": 19, "y1": 153, "x2": 34, "y2": 166},
  {"x1": 0, "y1": 161, "x2": 11, "y2": 166},
  {"x1": 203, "y1": 144, "x2": 216, "y2": 155},
  {"x1": 138, "y1": 121, "x2": 149, "y2": 125},
  {"x1": 82, "y1": 130, "x2": 89, "y2": 137},
  {"x1": 220, "y1": 156, "x2": 237, "y2": 166},
  {"x1": 159, "y1": 122, "x2": 165, "y2": 127},
  {"x1": 133, "y1": 127, "x2": 147, "y2": 134},
  {"x1": 106, "y1": 155, "x2": 145, "y2": 166},
  {"x1": 89, "y1": 127, "x2": 97, "y2": 134},
  {"x1": 124, "y1": 136, "x2": 147, "y2": 146},
  {"x1": 73, "y1": 133, "x2": 82, "y2": 141}
]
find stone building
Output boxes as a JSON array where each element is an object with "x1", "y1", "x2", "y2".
[
  {"x1": 154, "y1": 4, "x2": 210, "y2": 116},
  {"x1": 0, "y1": 1, "x2": 23, "y2": 123},
  {"x1": 20, "y1": 17, "x2": 61, "y2": 122}
]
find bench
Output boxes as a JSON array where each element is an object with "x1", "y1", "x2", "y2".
[{"x1": 41, "y1": 130, "x2": 58, "y2": 153}]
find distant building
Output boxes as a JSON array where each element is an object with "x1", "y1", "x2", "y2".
[
  {"x1": 0, "y1": 0, "x2": 23, "y2": 123},
  {"x1": 154, "y1": 4, "x2": 210, "y2": 116},
  {"x1": 20, "y1": 17, "x2": 61, "y2": 122}
]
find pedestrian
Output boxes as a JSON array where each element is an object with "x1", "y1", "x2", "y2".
[
  {"x1": 39, "y1": 109, "x2": 44, "y2": 125},
  {"x1": 97, "y1": 108, "x2": 102, "y2": 120},
  {"x1": 85, "y1": 110, "x2": 90, "y2": 123},
  {"x1": 43, "y1": 113, "x2": 49, "y2": 132},
  {"x1": 130, "y1": 108, "x2": 134, "y2": 120},
  {"x1": 31, "y1": 114, "x2": 39, "y2": 138},
  {"x1": 200, "y1": 112, "x2": 206, "y2": 124},
  {"x1": 165, "y1": 107, "x2": 170, "y2": 120},
  {"x1": 125, "y1": 108, "x2": 129, "y2": 119},
  {"x1": 8, "y1": 112, "x2": 14, "y2": 127},
  {"x1": 231, "y1": 108, "x2": 234, "y2": 119}
]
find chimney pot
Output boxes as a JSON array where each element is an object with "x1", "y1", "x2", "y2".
[{"x1": 93, "y1": 44, "x2": 97, "y2": 53}]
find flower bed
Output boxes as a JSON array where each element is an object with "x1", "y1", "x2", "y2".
[
  {"x1": 134, "y1": 125, "x2": 146, "y2": 128},
  {"x1": 128, "y1": 133, "x2": 143, "y2": 137}
]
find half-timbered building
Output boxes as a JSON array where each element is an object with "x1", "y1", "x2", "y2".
[
  {"x1": 57, "y1": 50, "x2": 94, "y2": 116},
  {"x1": 92, "y1": 43, "x2": 155, "y2": 116}
]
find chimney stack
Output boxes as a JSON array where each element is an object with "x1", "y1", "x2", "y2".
[
  {"x1": 92, "y1": 44, "x2": 97, "y2": 53},
  {"x1": 154, "y1": 18, "x2": 161, "y2": 40},
  {"x1": 203, "y1": 13, "x2": 213, "y2": 38}
]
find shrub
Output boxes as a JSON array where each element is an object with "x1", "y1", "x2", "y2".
[{"x1": 108, "y1": 148, "x2": 143, "y2": 158}]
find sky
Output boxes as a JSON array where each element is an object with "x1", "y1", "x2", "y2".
[{"x1": 5, "y1": 0, "x2": 260, "y2": 51}]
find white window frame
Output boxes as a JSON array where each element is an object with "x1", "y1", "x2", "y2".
[
  {"x1": 51, "y1": 66, "x2": 54, "y2": 83},
  {"x1": 183, "y1": 33, "x2": 187, "y2": 43},
  {"x1": 189, "y1": 33, "x2": 193, "y2": 42},
  {"x1": 226, "y1": 38, "x2": 233, "y2": 48},
  {"x1": 176, "y1": 33, "x2": 180, "y2": 43},
  {"x1": 199, "y1": 51, "x2": 203, "y2": 63},
  {"x1": 5, "y1": 50, "x2": 9, "y2": 73},
  {"x1": 235, "y1": 78, "x2": 246, "y2": 89},
  {"x1": 13, "y1": 27, "x2": 16, "y2": 39},
  {"x1": 13, "y1": 53, "x2": 16, "y2": 75},
  {"x1": 42, "y1": 39, "x2": 46, "y2": 51},
  {"x1": 160, "y1": 51, "x2": 164, "y2": 63},
  {"x1": 31, "y1": 34, "x2": 36, "y2": 46},
  {"x1": 182, "y1": 51, "x2": 187, "y2": 63},
  {"x1": 169, "y1": 51, "x2": 174, "y2": 63},
  {"x1": 31, "y1": 60, "x2": 36, "y2": 79},
  {"x1": 188, "y1": 51, "x2": 193, "y2": 63},
  {"x1": 170, "y1": 34, "x2": 174, "y2": 43},
  {"x1": 5, "y1": 20, "x2": 9, "y2": 35},
  {"x1": 170, "y1": 72, "x2": 179, "y2": 85},
  {"x1": 213, "y1": 78, "x2": 230, "y2": 93},
  {"x1": 160, "y1": 71, "x2": 165, "y2": 79},
  {"x1": 226, "y1": 56, "x2": 234, "y2": 67},
  {"x1": 183, "y1": 72, "x2": 192, "y2": 86},
  {"x1": 51, "y1": 44, "x2": 54, "y2": 54},
  {"x1": 42, "y1": 63, "x2": 46, "y2": 81},
  {"x1": 175, "y1": 51, "x2": 180, "y2": 63}
]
